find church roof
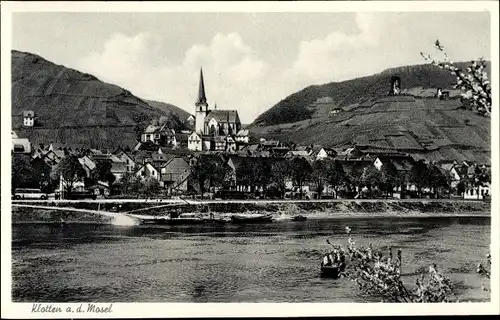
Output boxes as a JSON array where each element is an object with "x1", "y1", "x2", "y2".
[
  {"x1": 205, "y1": 110, "x2": 239, "y2": 123},
  {"x1": 195, "y1": 68, "x2": 207, "y2": 106}
]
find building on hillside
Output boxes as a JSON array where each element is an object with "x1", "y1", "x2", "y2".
[
  {"x1": 188, "y1": 68, "x2": 242, "y2": 152},
  {"x1": 23, "y1": 110, "x2": 35, "y2": 127}
]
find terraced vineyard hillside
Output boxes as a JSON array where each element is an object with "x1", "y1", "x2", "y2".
[{"x1": 11, "y1": 50, "x2": 185, "y2": 149}]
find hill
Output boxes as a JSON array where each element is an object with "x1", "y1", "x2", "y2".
[
  {"x1": 250, "y1": 62, "x2": 491, "y2": 164},
  {"x1": 11, "y1": 50, "x2": 186, "y2": 149},
  {"x1": 144, "y1": 99, "x2": 190, "y2": 121}
]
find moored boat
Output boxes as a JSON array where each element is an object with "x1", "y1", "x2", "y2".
[
  {"x1": 320, "y1": 264, "x2": 343, "y2": 279},
  {"x1": 230, "y1": 213, "x2": 273, "y2": 223},
  {"x1": 291, "y1": 215, "x2": 307, "y2": 221}
]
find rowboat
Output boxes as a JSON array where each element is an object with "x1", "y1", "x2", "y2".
[
  {"x1": 230, "y1": 213, "x2": 273, "y2": 223},
  {"x1": 320, "y1": 264, "x2": 344, "y2": 279}
]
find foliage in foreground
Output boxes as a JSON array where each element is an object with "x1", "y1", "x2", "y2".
[
  {"x1": 421, "y1": 40, "x2": 491, "y2": 116},
  {"x1": 337, "y1": 227, "x2": 455, "y2": 302}
]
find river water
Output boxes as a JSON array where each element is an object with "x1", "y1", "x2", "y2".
[{"x1": 12, "y1": 216, "x2": 490, "y2": 302}]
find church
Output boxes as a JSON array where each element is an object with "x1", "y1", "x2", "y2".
[{"x1": 188, "y1": 69, "x2": 244, "y2": 152}]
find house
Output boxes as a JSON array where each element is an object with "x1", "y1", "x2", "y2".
[
  {"x1": 188, "y1": 132, "x2": 203, "y2": 151},
  {"x1": 23, "y1": 110, "x2": 35, "y2": 127},
  {"x1": 235, "y1": 129, "x2": 250, "y2": 144},
  {"x1": 78, "y1": 156, "x2": 97, "y2": 178},
  {"x1": 226, "y1": 136, "x2": 237, "y2": 153},
  {"x1": 141, "y1": 124, "x2": 177, "y2": 147},
  {"x1": 110, "y1": 160, "x2": 127, "y2": 182},
  {"x1": 136, "y1": 163, "x2": 161, "y2": 181},
  {"x1": 113, "y1": 147, "x2": 136, "y2": 173},
  {"x1": 439, "y1": 162, "x2": 461, "y2": 188},
  {"x1": 160, "y1": 157, "x2": 191, "y2": 194},
  {"x1": 285, "y1": 150, "x2": 310, "y2": 158},
  {"x1": 463, "y1": 184, "x2": 490, "y2": 200},
  {"x1": 329, "y1": 107, "x2": 343, "y2": 116},
  {"x1": 133, "y1": 150, "x2": 153, "y2": 165},
  {"x1": 12, "y1": 136, "x2": 31, "y2": 154},
  {"x1": 310, "y1": 146, "x2": 336, "y2": 161}
]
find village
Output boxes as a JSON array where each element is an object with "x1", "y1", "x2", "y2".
[{"x1": 12, "y1": 69, "x2": 491, "y2": 201}]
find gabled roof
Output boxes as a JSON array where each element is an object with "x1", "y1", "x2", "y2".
[
  {"x1": 23, "y1": 110, "x2": 34, "y2": 117},
  {"x1": 205, "y1": 110, "x2": 240, "y2": 123},
  {"x1": 153, "y1": 153, "x2": 175, "y2": 163}
]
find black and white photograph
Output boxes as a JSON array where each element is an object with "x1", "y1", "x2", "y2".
[{"x1": 1, "y1": 1, "x2": 498, "y2": 317}]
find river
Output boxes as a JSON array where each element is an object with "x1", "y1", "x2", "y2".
[{"x1": 11, "y1": 215, "x2": 490, "y2": 302}]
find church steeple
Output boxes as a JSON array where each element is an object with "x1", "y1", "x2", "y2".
[{"x1": 195, "y1": 68, "x2": 208, "y2": 108}]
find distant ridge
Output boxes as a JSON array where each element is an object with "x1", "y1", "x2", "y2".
[{"x1": 250, "y1": 61, "x2": 491, "y2": 164}]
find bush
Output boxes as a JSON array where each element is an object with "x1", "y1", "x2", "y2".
[{"x1": 336, "y1": 227, "x2": 455, "y2": 302}]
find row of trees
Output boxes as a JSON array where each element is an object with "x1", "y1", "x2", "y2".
[{"x1": 188, "y1": 155, "x2": 483, "y2": 200}]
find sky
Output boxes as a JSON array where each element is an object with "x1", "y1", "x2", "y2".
[{"x1": 12, "y1": 12, "x2": 491, "y2": 123}]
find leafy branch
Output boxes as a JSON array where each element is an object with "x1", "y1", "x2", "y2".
[{"x1": 421, "y1": 40, "x2": 491, "y2": 116}]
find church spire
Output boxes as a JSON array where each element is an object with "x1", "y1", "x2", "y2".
[{"x1": 195, "y1": 68, "x2": 208, "y2": 107}]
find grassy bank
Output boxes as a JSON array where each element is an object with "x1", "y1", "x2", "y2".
[{"x1": 11, "y1": 200, "x2": 491, "y2": 223}]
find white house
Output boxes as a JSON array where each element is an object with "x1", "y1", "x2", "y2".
[
  {"x1": 135, "y1": 163, "x2": 161, "y2": 181},
  {"x1": 374, "y1": 157, "x2": 383, "y2": 171},
  {"x1": 463, "y1": 184, "x2": 490, "y2": 200},
  {"x1": 23, "y1": 110, "x2": 35, "y2": 127},
  {"x1": 188, "y1": 132, "x2": 203, "y2": 151},
  {"x1": 235, "y1": 129, "x2": 249, "y2": 144},
  {"x1": 315, "y1": 148, "x2": 329, "y2": 161}
]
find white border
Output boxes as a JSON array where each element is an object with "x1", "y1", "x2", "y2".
[{"x1": 1, "y1": 1, "x2": 499, "y2": 318}]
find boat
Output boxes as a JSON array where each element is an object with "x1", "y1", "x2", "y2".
[
  {"x1": 320, "y1": 264, "x2": 344, "y2": 279},
  {"x1": 291, "y1": 215, "x2": 307, "y2": 221},
  {"x1": 230, "y1": 213, "x2": 273, "y2": 223},
  {"x1": 320, "y1": 252, "x2": 346, "y2": 279}
]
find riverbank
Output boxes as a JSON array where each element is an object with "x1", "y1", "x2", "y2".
[{"x1": 10, "y1": 199, "x2": 490, "y2": 223}]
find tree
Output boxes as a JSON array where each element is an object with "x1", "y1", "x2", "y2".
[
  {"x1": 92, "y1": 161, "x2": 116, "y2": 188},
  {"x1": 254, "y1": 159, "x2": 272, "y2": 197},
  {"x1": 410, "y1": 160, "x2": 431, "y2": 198},
  {"x1": 362, "y1": 165, "x2": 383, "y2": 198},
  {"x1": 211, "y1": 162, "x2": 233, "y2": 193},
  {"x1": 311, "y1": 160, "x2": 329, "y2": 199},
  {"x1": 270, "y1": 160, "x2": 291, "y2": 199},
  {"x1": 290, "y1": 157, "x2": 313, "y2": 199},
  {"x1": 421, "y1": 40, "x2": 491, "y2": 116},
  {"x1": 380, "y1": 161, "x2": 399, "y2": 198},
  {"x1": 427, "y1": 164, "x2": 449, "y2": 198},
  {"x1": 190, "y1": 156, "x2": 217, "y2": 199},
  {"x1": 55, "y1": 155, "x2": 86, "y2": 196},
  {"x1": 326, "y1": 160, "x2": 347, "y2": 199},
  {"x1": 12, "y1": 155, "x2": 34, "y2": 191},
  {"x1": 143, "y1": 177, "x2": 160, "y2": 197}
]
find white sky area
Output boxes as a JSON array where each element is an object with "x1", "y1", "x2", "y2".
[{"x1": 13, "y1": 12, "x2": 490, "y2": 123}]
